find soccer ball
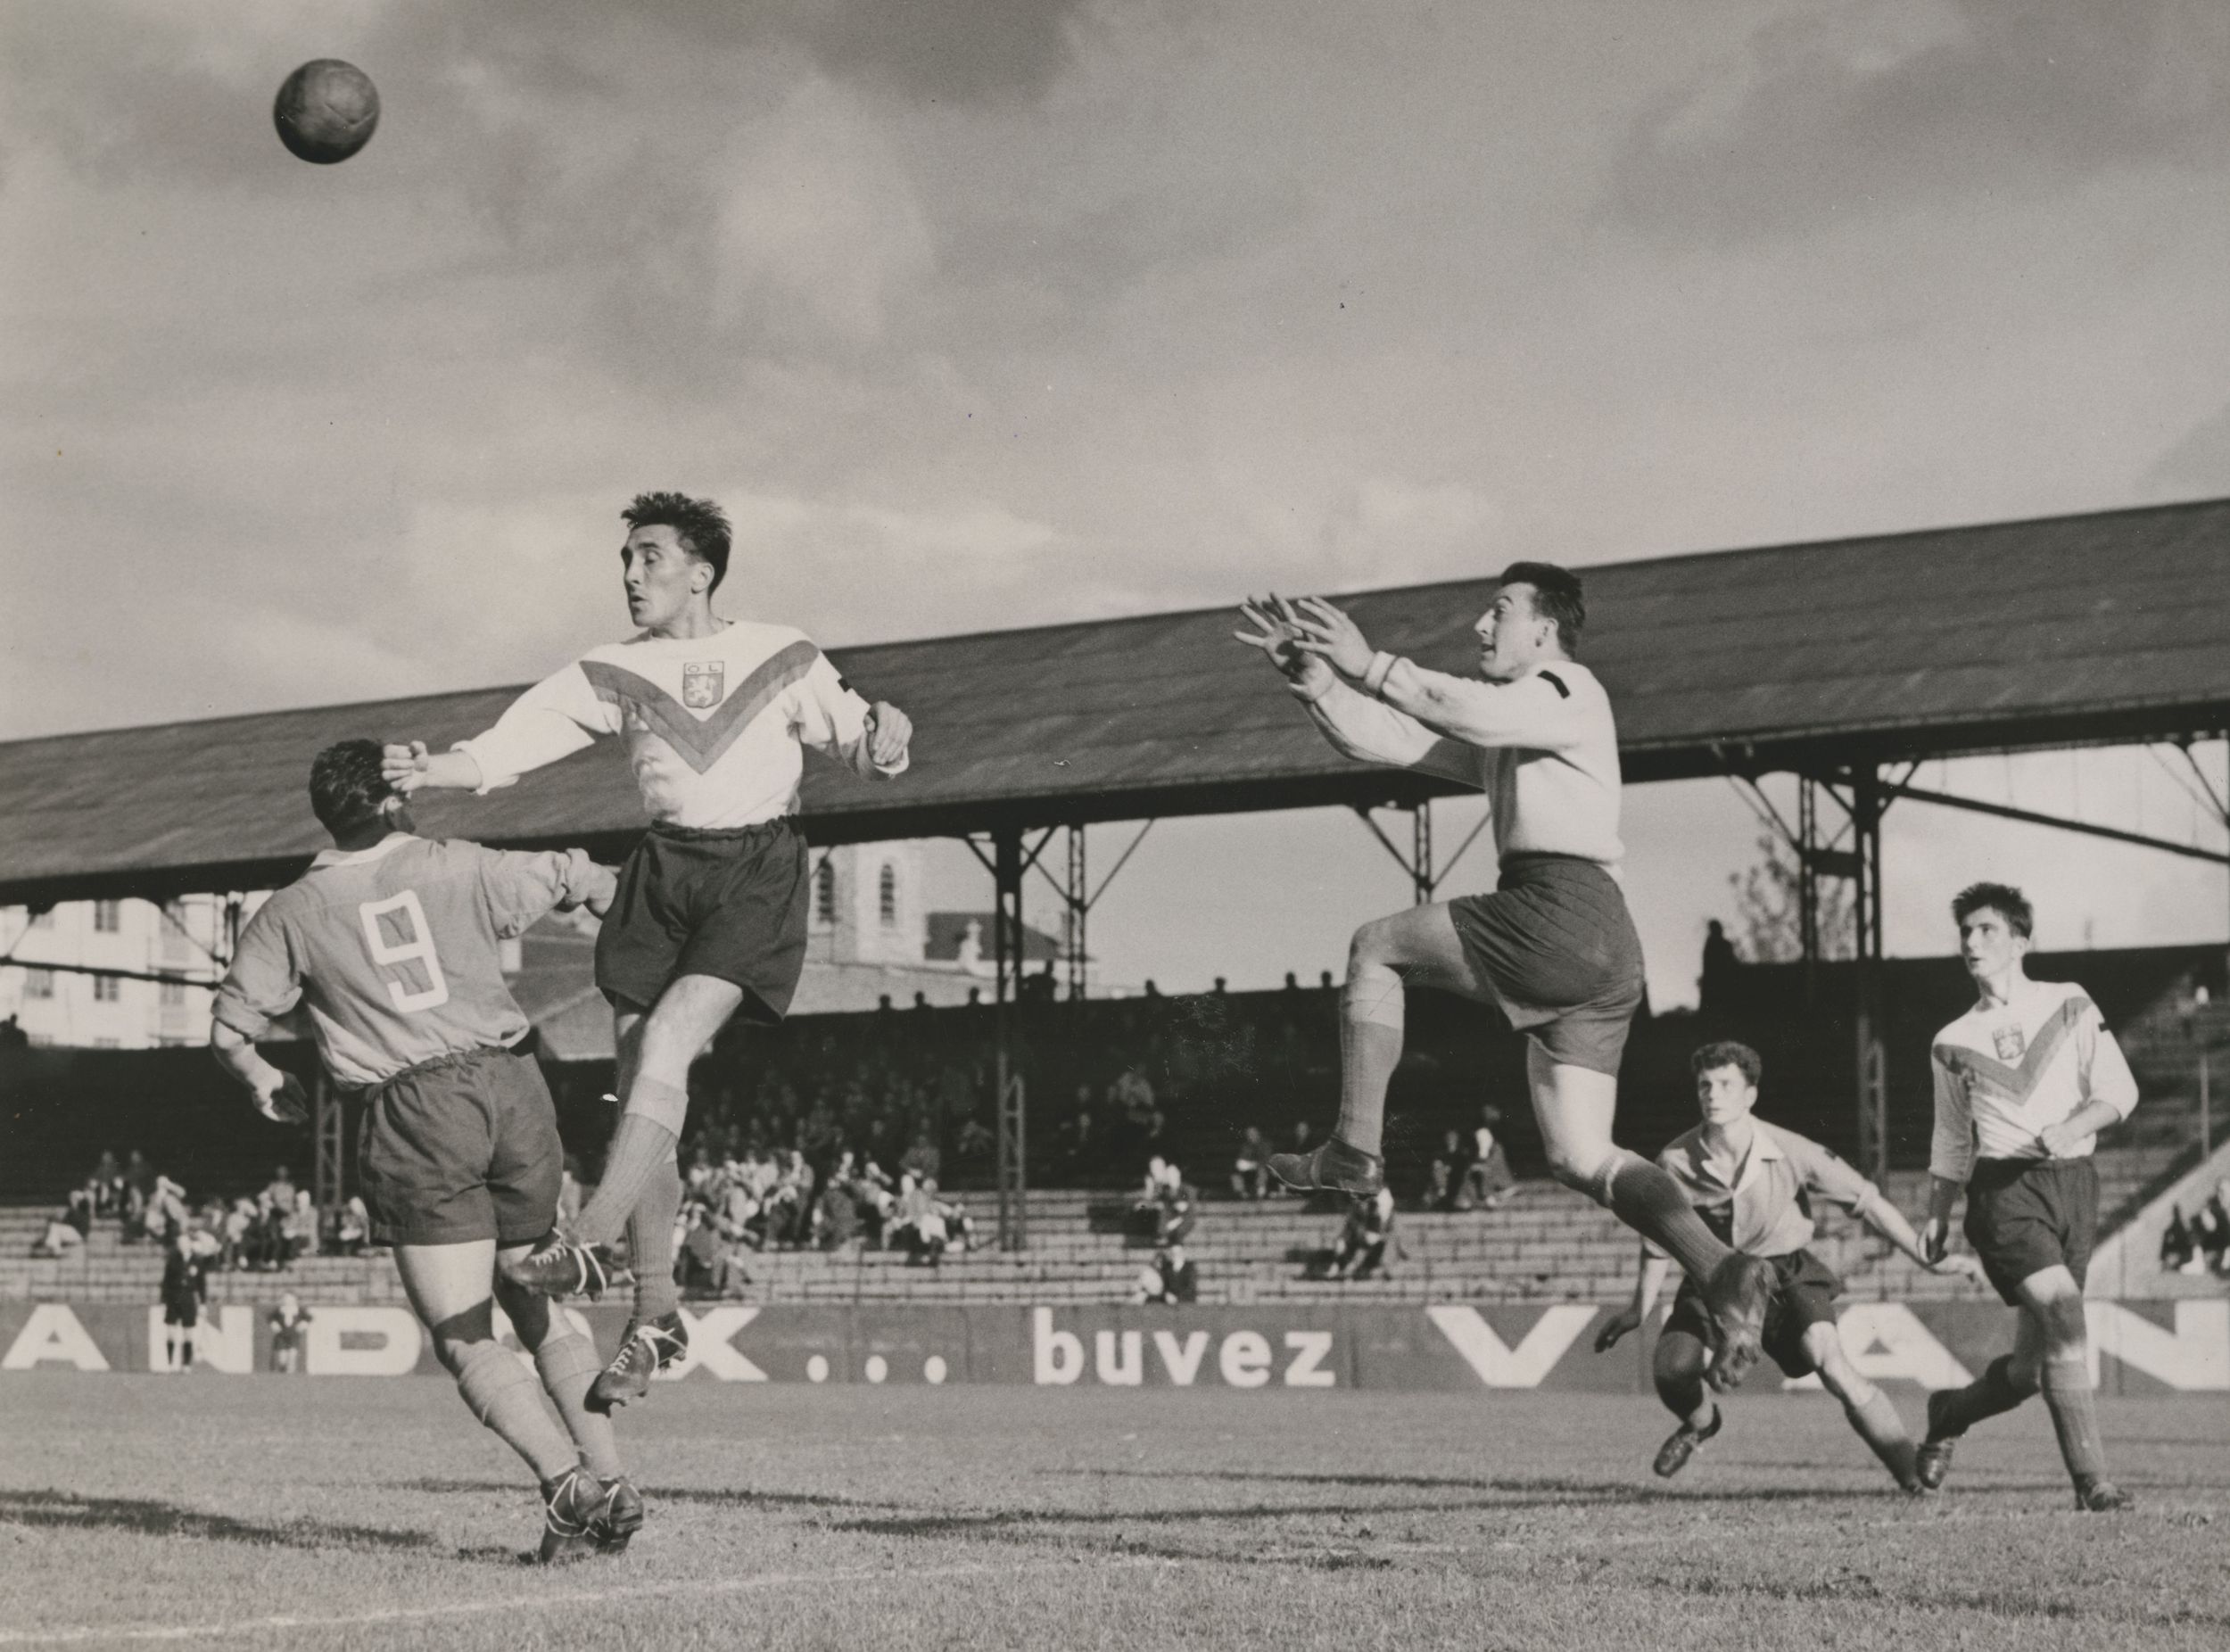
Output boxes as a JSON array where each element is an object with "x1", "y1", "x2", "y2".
[{"x1": 273, "y1": 60, "x2": 379, "y2": 165}]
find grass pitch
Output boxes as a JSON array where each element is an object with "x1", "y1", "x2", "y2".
[{"x1": 0, "y1": 1375, "x2": 2224, "y2": 1650}]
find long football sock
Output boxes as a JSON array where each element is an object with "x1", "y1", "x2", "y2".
[
  {"x1": 573, "y1": 1079, "x2": 686, "y2": 1246},
  {"x1": 626, "y1": 1153, "x2": 683, "y2": 1323},
  {"x1": 2040, "y1": 1353, "x2": 2109, "y2": 1486},
  {"x1": 1929, "y1": 1354, "x2": 2036, "y2": 1439},
  {"x1": 533, "y1": 1329, "x2": 625, "y2": 1482},
  {"x1": 1843, "y1": 1386, "x2": 1920, "y2": 1487},
  {"x1": 1333, "y1": 968, "x2": 1404, "y2": 1158},
  {"x1": 454, "y1": 1340, "x2": 578, "y2": 1484},
  {"x1": 1598, "y1": 1152, "x2": 1734, "y2": 1283}
]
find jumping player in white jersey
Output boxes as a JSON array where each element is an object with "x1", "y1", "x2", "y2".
[
  {"x1": 1235, "y1": 567, "x2": 1780, "y2": 1386},
  {"x1": 1913, "y1": 882, "x2": 2137, "y2": 1511},
  {"x1": 211, "y1": 741, "x2": 637, "y2": 1562},
  {"x1": 383, "y1": 492, "x2": 913, "y2": 1408}
]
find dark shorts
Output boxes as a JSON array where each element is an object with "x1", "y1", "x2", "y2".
[
  {"x1": 1667, "y1": 1247, "x2": 1842, "y2": 1379},
  {"x1": 162, "y1": 1298, "x2": 199, "y2": 1329},
  {"x1": 1448, "y1": 854, "x2": 1646, "y2": 1076},
  {"x1": 356, "y1": 1045, "x2": 562, "y2": 1247},
  {"x1": 1963, "y1": 1157, "x2": 2097, "y2": 1306},
  {"x1": 595, "y1": 819, "x2": 808, "y2": 1020}
]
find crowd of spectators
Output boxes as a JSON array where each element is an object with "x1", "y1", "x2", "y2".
[
  {"x1": 29, "y1": 1152, "x2": 373, "y2": 1271},
  {"x1": 673, "y1": 1144, "x2": 979, "y2": 1296},
  {"x1": 2160, "y1": 1178, "x2": 2230, "y2": 1276}
]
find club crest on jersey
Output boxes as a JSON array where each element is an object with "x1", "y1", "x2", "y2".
[
  {"x1": 681, "y1": 662, "x2": 724, "y2": 710},
  {"x1": 1992, "y1": 1025, "x2": 2027, "y2": 1062}
]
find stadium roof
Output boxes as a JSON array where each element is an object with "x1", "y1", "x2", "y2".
[{"x1": 1, "y1": 496, "x2": 2225, "y2": 905}]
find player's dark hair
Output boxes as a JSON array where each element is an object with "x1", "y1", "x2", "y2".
[
  {"x1": 1499, "y1": 561, "x2": 1584, "y2": 654},
  {"x1": 309, "y1": 740, "x2": 393, "y2": 836},
  {"x1": 1689, "y1": 1040, "x2": 1763, "y2": 1087},
  {"x1": 623, "y1": 491, "x2": 731, "y2": 593},
  {"x1": 1953, "y1": 881, "x2": 2033, "y2": 938}
]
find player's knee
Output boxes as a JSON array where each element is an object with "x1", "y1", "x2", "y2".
[
  {"x1": 2040, "y1": 1294, "x2": 2088, "y2": 1355},
  {"x1": 425, "y1": 1299, "x2": 498, "y2": 1375},
  {"x1": 1543, "y1": 1139, "x2": 1616, "y2": 1194}
]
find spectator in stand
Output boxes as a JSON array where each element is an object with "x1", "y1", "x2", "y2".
[
  {"x1": 899, "y1": 1128, "x2": 942, "y2": 1185},
  {"x1": 1327, "y1": 1188, "x2": 1398, "y2": 1280},
  {"x1": 160, "y1": 1231, "x2": 210, "y2": 1373},
  {"x1": 91, "y1": 1151, "x2": 123, "y2": 1217},
  {"x1": 2161, "y1": 1207, "x2": 2201, "y2": 1274},
  {"x1": 32, "y1": 1185, "x2": 93, "y2": 1257},
  {"x1": 333, "y1": 1195, "x2": 369, "y2": 1256},
  {"x1": 1231, "y1": 1127, "x2": 1271, "y2": 1201},
  {"x1": 266, "y1": 1164, "x2": 298, "y2": 1212},
  {"x1": 2194, "y1": 1179, "x2": 2230, "y2": 1275},
  {"x1": 268, "y1": 1293, "x2": 312, "y2": 1374},
  {"x1": 1429, "y1": 1130, "x2": 1471, "y2": 1212},
  {"x1": 933, "y1": 1184, "x2": 976, "y2": 1253},
  {"x1": 1461, "y1": 1106, "x2": 1516, "y2": 1210},
  {"x1": 1061, "y1": 1086, "x2": 1097, "y2": 1176},
  {"x1": 1134, "y1": 1243, "x2": 1198, "y2": 1304},
  {"x1": 286, "y1": 1189, "x2": 321, "y2": 1261},
  {"x1": 893, "y1": 1174, "x2": 951, "y2": 1266},
  {"x1": 1151, "y1": 1163, "x2": 1198, "y2": 1248},
  {"x1": 145, "y1": 1174, "x2": 190, "y2": 1244},
  {"x1": 1132, "y1": 1156, "x2": 1171, "y2": 1235}
]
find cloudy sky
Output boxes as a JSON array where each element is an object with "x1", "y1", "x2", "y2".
[{"x1": 4, "y1": 0, "x2": 2226, "y2": 1001}]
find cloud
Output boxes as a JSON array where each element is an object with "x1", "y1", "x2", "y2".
[
  {"x1": 2151, "y1": 398, "x2": 2230, "y2": 495},
  {"x1": 1605, "y1": 0, "x2": 2230, "y2": 242}
]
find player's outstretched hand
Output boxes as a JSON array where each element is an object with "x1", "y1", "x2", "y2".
[
  {"x1": 1234, "y1": 595, "x2": 1314, "y2": 679},
  {"x1": 1593, "y1": 1304, "x2": 1642, "y2": 1352},
  {"x1": 381, "y1": 739, "x2": 432, "y2": 794},
  {"x1": 1290, "y1": 597, "x2": 1375, "y2": 680},
  {"x1": 1920, "y1": 1216, "x2": 1951, "y2": 1266},
  {"x1": 255, "y1": 1072, "x2": 311, "y2": 1127},
  {"x1": 867, "y1": 703, "x2": 912, "y2": 767}
]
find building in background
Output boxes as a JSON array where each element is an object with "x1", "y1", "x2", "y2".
[{"x1": 1, "y1": 896, "x2": 235, "y2": 1049}]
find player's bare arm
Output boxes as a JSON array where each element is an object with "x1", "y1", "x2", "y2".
[
  {"x1": 1920, "y1": 1176, "x2": 1963, "y2": 1264},
  {"x1": 209, "y1": 1021, "x2": 310, "y2": 1125},
  {"x1": 1864, "y1": 1194, "x2": 1984, "y2": 1280},
  {"x1": 865, "y1": 701, "x2": 913, "y2": 770},
  {"x1": 2040, "y1": 1096, "x2": 2126, "y2": 1159},
  {"x1": 1594, "y1": 1246, "x2": 1671, "y2": 1352},
  {"x1": 382, "y1": 739, "x2": 483, "y2": 795}
]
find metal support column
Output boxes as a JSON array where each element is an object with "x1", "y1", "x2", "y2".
[
  {"x1": 1064, "y1": 825, "x2": 1088, "y2": 1002},
  {"x1": 1851, "y1": 770, "x2": 1889, "y2": 1183},
  {"x1": 992, "y1": 828, "x2": 1028, "y2": 1251},
  {"x1": 1798, "y1": 776, "x2": 1820, "y2": 1003},
  {"x1": 1410, "y1": 803, "x2": 1434, "y2": 906},
  {"x1": 311, "y1": 1073, "x2": 344, "y2": 1210}
]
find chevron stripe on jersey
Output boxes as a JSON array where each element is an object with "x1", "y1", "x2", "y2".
[
  {"x1": 1931, "y1": 995, "x2": 2088, "y2": 1107},
  {"x1": 581, "y1": 640, "x2": 818, "y2": 777}
]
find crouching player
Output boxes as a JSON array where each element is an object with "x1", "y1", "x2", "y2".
[
  {"x1": 211, "y1": 741, "x2": 640, "y2": 1562},
  {"x1": 1596, "y1": 1041, "x2": 1982, "y2": 1488},
  {"x1": 1914, "y1": 883, "x2": 2137, "y2": 1512}
]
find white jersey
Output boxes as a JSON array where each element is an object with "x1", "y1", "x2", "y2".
[
  {"x1": 1929, "y1": 977, "x2": 2139, "y2": 1183},
  {"x1": 455, "y1": 620, "x2": 905, "y2": 830},
  {"x1": 1295, "y1": 657, "x2": 1623, "y2": 871}
]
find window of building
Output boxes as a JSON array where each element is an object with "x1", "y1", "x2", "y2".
[
  {"x1": 93, "y1": 975, "x2": 121, "y2": 1003},
  {"x1": 160, "y1": 979, "x2": 186, "y2": 1007},
  {"x1": 24, "y1": 969, "x2": 54, "y2": 1000},
  {"x1": 29, "y1": 908, "x2": 54, "y2": 929},
  {"x1": 814, "y1": 859, "x2": 837, "y2": 925},
  {"x1": 879, "y1": 863, "x2": 897, "y2": 927},
  {"x1": 94, "y1": 900, "x2": 121, "y2": 934}
]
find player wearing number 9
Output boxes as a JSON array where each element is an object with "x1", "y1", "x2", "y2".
[{"x1": 209, "y1": 740, "x2": 646, "y2": 1563}]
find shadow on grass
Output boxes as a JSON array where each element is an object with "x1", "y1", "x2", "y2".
[
  {"x1": 398, "y1": 1477, "x2": 882, "y2": 1513},
  {"x1": 1053, "y1": 1466, "x2": 1999, "y2": 1504},
  {"x1": 0, "y1": 1487, "x2": 508, "y2": 1561}
]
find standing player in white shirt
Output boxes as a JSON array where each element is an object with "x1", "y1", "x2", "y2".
[
  {"x1": 1913, "y1": 883, "x2": 2137, "y2": 1510},
  {"x1": 211, "y1": 741, "x2": 635, "y2": 1562},
  {"x1": 1235, "y1": 566, "x2": 1780, "y2": 1388},
  {"x1": 383, "y1": 492, "x2": 912, "y2": 1408}
]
